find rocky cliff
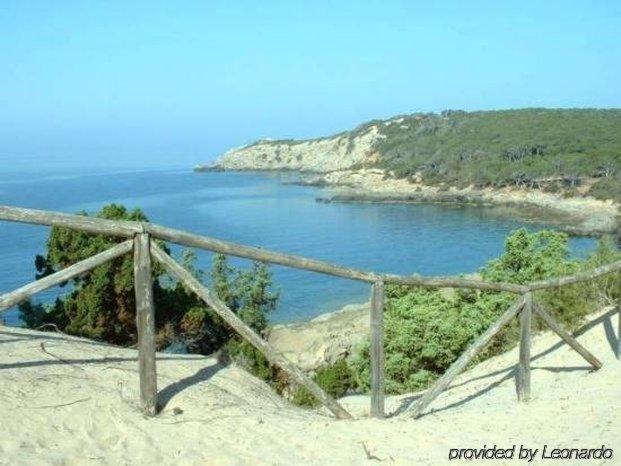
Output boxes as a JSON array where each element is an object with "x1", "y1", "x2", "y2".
[{"x1": 202, "y1": 123, "x2": 383, "y2": 172}]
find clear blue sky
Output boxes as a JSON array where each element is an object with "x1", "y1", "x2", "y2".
[{"x1": 1, "y1": 1, "x2": 620, "y2": 171}]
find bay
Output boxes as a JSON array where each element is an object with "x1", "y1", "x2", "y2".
[{"x1": 0, "y1": 168, "x2": 595, "y2": 325}]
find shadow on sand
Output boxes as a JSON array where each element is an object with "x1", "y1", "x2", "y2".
[{"x1": 392, "y1": 307, "x2": 619, "y2": 418}]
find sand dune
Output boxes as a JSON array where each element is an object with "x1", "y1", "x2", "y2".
[{"x1": 0, "y1": 308, "x2": 619, "y2": 465}]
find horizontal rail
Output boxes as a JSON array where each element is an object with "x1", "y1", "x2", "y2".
[
  {"x1": 0, "y1": 205, "x2": 619, "y2": 293},
  {"x1": 0, "y1": 240, "x2": 134, "y2": 312},
  {"x1": 144, "y1": 224, "x2": 529, "y2": 293},
  {"x1": 0, "y1": 205, "x2": 142, "y2": 237},
  {"x1": 527, "y1": 260, "x2": 621, "y2": 291},
  {"x1": 145, "y1": 223, "x2": 381, "y2": 283},
  {"x1": 383, "y1": 274, "x2": 527, "y2": 294}
]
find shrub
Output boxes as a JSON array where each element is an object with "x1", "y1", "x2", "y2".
[
  {"x1": 19, "y1": 204, "x2": 279, "y2": 359},
  {"x1": 589, "y1": 175, "x2": 621, "y2": 203},
  {"x1": 351, "y1": 228, "x2": 619, "y2": 395},
  {"x1": 19, "y1": 204, "x2": 156, "y2": 343},
  {"x1": 292, "y1": 360, "x2": 356, "y2": 407}
]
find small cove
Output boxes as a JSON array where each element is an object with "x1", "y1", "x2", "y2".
[{"x1": 0, "y1": 168, "x2": 596, "y2": 325}]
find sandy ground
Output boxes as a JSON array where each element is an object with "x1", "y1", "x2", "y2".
[{"x1": 0, "y1": 308, "x2": 619, "y2": 465}]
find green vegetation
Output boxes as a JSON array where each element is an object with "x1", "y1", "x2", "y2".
[
  {"x1": 588, "y1": 172, "x2": 621, "y2": 202},
  {"x1": 20, "y1": 204, "x2": 279, "y2": 359},
  {"x1": 291, "y1": 360, "x2": 356, "y2": 407},
  {"x1": 350, "y1": 229, "x2": 619, "y2": 394},
  {"x1": 19, "y1": 205, "x2": 619, "y2": 406},
  {"x1": 240, "y1": 109, "x2": 621, "y2": 202},
  {"x1": 370, "y1": 109, "x2": 620, "y2": 202}
]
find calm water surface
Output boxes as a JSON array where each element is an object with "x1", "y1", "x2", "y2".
[{"x1": 0, "y1": 168, "x2": 595, "y2": 325}]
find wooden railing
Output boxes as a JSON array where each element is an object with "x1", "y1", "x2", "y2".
[{"x1": 0, "y1": 205, "x2": 619, "y2": 420}]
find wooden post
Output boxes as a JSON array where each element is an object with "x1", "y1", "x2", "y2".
[
  {"x1": 406, "y1": 295, "x2": 527, "y2": 418},
  {"x1": 532, "y1": 302, "x2": 602, "y2": 370},
  {"x1": 370, "y1": 280, "x2": 385, "y2": 418},
  {"x1": 617, "y1": 304, "x2": 620, "y2": 360},
  {"x1": 516, "y1": 292, "x2": 532, "y2": 402},
  {"x1": 150, "y1": 243, "x2": 353, "y2": 420},
  {"x1": 134, "y1": 233, "x2": 158, "y2": 416}
]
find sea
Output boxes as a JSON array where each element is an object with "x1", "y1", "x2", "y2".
[{"x1": 0, "y1": 167, "x2": 596, "y2": 326}]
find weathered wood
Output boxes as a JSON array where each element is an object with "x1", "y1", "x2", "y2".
[
  {"x1": 2, "y1": 206, "x2": 617, "y2": 294},
  {"x1": 146, "y1": 223, "x2": 380, "y2": 283},
  {"x1": 617, "y1": 305, "x2": 620, "y2": 360},
  {"x1": 370, "y1": 280, "x2": 385, "y2": 418},
  {"x1": 145, "y1": 223, "x2": 526, "y2": 293},
  {"x1": 532, "y1": 302, "x2": 602, "y2": 370},
  {"x1": 134, "y1": 233, "x2": 158, "y2": 416},
  {"x1": 516, "y1": 292, "x2": 532, "y2": 402},
  {"x1": 406, "y1": 295, "x2": 527, "y2": 418},
  {"x1": 383, "y1": 274, "x2": 527, "y2": 294},
  {"x1": 0, "y1": 205, "x2": 141, "y2": 237},
  {"x1": 527, "y1": 261, "x2": 621, "y2": 291},
  {"x1": 0, "y1": 240, "x2": 134, "y2": 312},
  {"x1": 149, "y1": 242, "x2": 353, "y2": 420}
]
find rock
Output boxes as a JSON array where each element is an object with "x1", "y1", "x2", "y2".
[
  {"x1": 267, "y1": 303, "x2": 370, "y2": 372},
  {"x1": 210, "y1": 127, "x2": 382, "y2": 173}
]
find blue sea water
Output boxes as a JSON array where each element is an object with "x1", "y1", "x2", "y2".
[{"x1": 0, "y1": 168, "x2": 595, "y2": 326}]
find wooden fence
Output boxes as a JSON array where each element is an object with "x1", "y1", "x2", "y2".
[{"x1": 0, "y1": 205, "x2": 619, "y2": 420}]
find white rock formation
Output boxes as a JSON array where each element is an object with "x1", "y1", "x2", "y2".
[{"x1": 211, "y1": 125, "x2": 382, "y2": 172}]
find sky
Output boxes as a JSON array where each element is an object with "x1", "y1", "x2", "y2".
[{"x1": 1, "y1": 1, "x2": 620, "y2": 171}]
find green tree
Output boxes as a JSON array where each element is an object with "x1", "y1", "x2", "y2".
[
  {"x1": 19, "y1": 205, "x2": 280, "y2": 358},
  {"x1": 21, "y1": 204, "x2": 152, "y2": 343},
  {"x1": 209, "y1": 253, "x2": 280, "y2": 381}
]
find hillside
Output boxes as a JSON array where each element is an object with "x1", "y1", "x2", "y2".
[
  {"x1": 201, "y1": 123, "x2": 382, "y2": 172},
  {"x1": 201, "y1": 108, "x2": 621, "y2": 203},
  {"x1": 0, "y1": 308, "x2": 618, "y2": 464}
]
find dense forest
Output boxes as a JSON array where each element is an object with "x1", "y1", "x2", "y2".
[{"x1": 353, "y1": 108, "x2": 620, "y2": 201}]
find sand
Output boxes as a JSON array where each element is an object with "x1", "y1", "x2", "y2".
[{"x1": 0, "y1": 308, "x2": 619, "y2": 465}]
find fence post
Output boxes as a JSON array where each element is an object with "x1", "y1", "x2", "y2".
[
  {"x1": 407, "y1": 295, "x2": 527, "y2": 418},
  {"x1": 516, "y1": 292, "x2": 532, "y2": 401},
  {"x1": 617, "y1": 302, "x2": 620, "y2": 360},
  {"x1": 370, "y1": 280, "x2": 385, "y2": 418},
  {"x1": 134, "y1": 232, "x2": 158, "y2": 416},
  {"x1": 150, "y1": 243, "x2": 353, "y2": 420}
]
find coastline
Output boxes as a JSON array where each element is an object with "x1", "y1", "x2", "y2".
[{"x1": 298, "y1": 169, "x2": 619, "y2": 237}]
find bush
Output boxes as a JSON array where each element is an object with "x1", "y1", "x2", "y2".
[
  {"x1": 19, "y1": 204, "x2": 279, "y2": 358},
  {"x1": 19, "y1": 204, "x2": 156, "y2": 343},
  {"x1": 351, "y1": 228, "x2": 619, "y2": 395},
  {"x1": 589, "y1": 175, "x2": 621, "y2": 203},
  {"x1": 292, "y1": 360, "x2": 356, "y2": 407}
]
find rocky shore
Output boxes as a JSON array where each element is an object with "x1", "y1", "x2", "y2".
[
  {"x1": 197, "y1": 162, "x2": 619, "y2": 237},
  {"x1": 267, "y1": 303, "x2": 369, "y2": 373},
  {"x1": 305, "y1": 169, "x2": 619, "y2": 237},
  {"x1": 197, "y1": 111, "x2": 620, "y2": 238}
]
